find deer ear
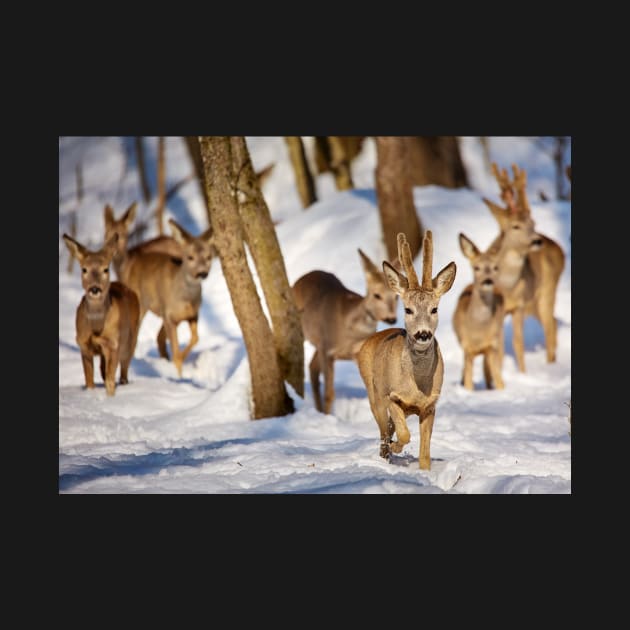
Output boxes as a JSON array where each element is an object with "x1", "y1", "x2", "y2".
[
  {"x1": 200, "y1": 225, "x2": 214, "y2": 244},
  {"x1": 63, "y1": 234, "x2": 87, "y2": 262},
  {"x1": 102, "y1": 233, "x2": 119, "y2": 262},
  {"x1": 358, "y1": 249, "x2": 380, "y2": 277},
  {"x1": 482, "y1": 198, "x2": 508, "y2": 226},
  {"x1": 123, "y1": 202, "x2": 138, "y2": 227},
  {"x1": 104, "y1": 204, "x2": 115, "y2": 226},
  {"x1": 383, "y1": 261, "x2": 408, "y2": 295},
  {"x1": 433, "y1": 262, "x2": 456, "y2": 297},
  {"x1": 458, "y1": 233, "x2": 479, "y2": 260},
  {"x1": 169, "y1": 219, "x2": 191, "y2": 246}
]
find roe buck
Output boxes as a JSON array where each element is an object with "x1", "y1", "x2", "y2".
[
  {"x1": 358, "y1": 231, "x2": 456, "y2": 470},
  {"x1": 483, "y1": 163, "x2": 565, "y2": 371},
  {"x1": 292, "y1": 249, "x2": 398, "y2": 414},
  {"x1": 62, "y1": 233, "x2": 140, "y2": 396},
  {"x1": 103, "y1": 202, "x2": 184, "y2": 280},
  {"x1": 453, "y1": 233, "x2": 505, "y2": 391},
  {"x1": 121, "y1": 218, "x2": 214, "y2": 376}
]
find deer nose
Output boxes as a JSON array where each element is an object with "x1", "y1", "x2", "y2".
[
  {"x1": 531, "y1": 238, "x2": 543, "y2": 247},
  {"x1": 89, "y1": 286, "x2": 102, "y2": 295},
  {"x1": 414, "y1": 330, "x2": 432, "y2": 342},
  {"x1": 196, "y1": 272, "x2": 208, "y2": 279},
  {"x1": 384, "y1": 317, "x2": 396, "y2": 325},
  {"x1": 482, "y1": 279, "x2": 494, "y2": 286}
]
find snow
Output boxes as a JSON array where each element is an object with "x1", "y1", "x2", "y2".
[{"x1": 58, "y1": 136, "x2": 571, "y2": 493}]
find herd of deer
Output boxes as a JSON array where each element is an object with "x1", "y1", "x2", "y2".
[{"x1": 62, "y1": 162, "x2": 565, "y2": 470}]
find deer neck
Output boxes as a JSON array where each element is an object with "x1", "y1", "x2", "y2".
[
  {"x1": 405, "y1": 334, "x2": 438, "y2": 395},
  {"x1": 469, "y1": 287, "x2": 497, "y2": 322},
  {"x1": 497, "y1": 238, "x2": 528, "y2": 291},
  {"x1": 112, "y1": 250, "x2": 127, "y2": 280},
  {"x1": 84, "y1": 292, "x2": 111, "y2": 334},
  {"x1": 179, "y1": 269, "x2": 203, "y2": 302}
]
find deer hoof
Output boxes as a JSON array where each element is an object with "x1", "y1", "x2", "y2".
[
  {"x1": 379, "y1": 442, "x2": 391, "y2": 459},
  {"x1": 391, "y1": 442, "x2": 404, "y2": 454}
]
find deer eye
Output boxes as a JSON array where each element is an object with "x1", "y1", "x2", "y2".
[
  {"x1": 512, "y1": 225, "x2": 521, "y2": 230},
  {"x1": 473, "y1": 266, "x2": 480, "y2": 271},
  {"x1": 188, "y1": 255, "x2": 194, "y2": 261},
  {"x1": 103, "y1": 268, "x2": 109, "y2": 273},
  {"x1": 404, "y1": 308, "x2": 413, "y2": 315},
  {"x1": 81, "y1": 268, "x2": 87, "y2": 273},
  {"x1": 431, "y1": 307, "x2": 438, "y2": 314},
  {"x1": 493, "y1": 265, "x2": 499, "y2": 271},
  {"x1": 374, "y1": 293, "x2": 382, "y2": 300}
]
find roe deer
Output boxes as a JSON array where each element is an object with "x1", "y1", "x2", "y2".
[
  {"x1": 103, "y1": 202, "x2": 183, "y2": 280},
  {"x1": 121, "y1": 218, "x2": 214, "y2": 376},
  {"x1": 483, "y1": 163, "x2": 565, "y2": 371},
  {"x1": 292, "y1": 249, "x2": 398, "y2": 414},
  {"x1": 62, "y1": 233, "x2": 140, "y2": 396},
  {"x1": 358, "y1": 231, "x2": 456, "y2": 470},
  {"x1": 453, "y1": 233, "x2": 505, "y2": 391}
]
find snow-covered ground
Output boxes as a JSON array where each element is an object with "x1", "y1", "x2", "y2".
[{"x1": 58, "y1": 136, "x2": 571, "y2": 493}]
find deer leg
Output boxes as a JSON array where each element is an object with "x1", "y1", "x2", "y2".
[
  {"x1": 309, "y1": 350, "x2": 323, "y2": 412},
  {"x1": 512, "y1": 308, "x2": 526, "y2": 372},
  {"x1": 488, "y1": 349, "x2": 504, "y2": 389},
  {"x1": 99, "y1": 339, "x2": 119, "y2": 396},
  {"x1": 538, "y1": 292, "x2": 558, "y2": 363},
  {"x1": 99, "y1": 354, "x2": 106, "y2": 383},
  {"x1": 388, "y1": 402, "x2": 410, "y2": 454},
  {"x1": 419, "y1": 408, "x2": 435, "y2": 470},
  {"x1": 371, "y1": 401, "x2": 393, "y2": 459},
  {"x1": 120, "y1": 308, "x2": 140, "y2": 385},
  {"x1": 179, "y1": 318, "x2": 199, "y2": 364},
  {"x1": 483, "y1": 354, "x2": 492, "y2": 389},
  {"x1": 157, "y1": 325, "x2": 169, "y2": 360},
  {"x1": 463, "y1": 352, "x2": 474, "y2": 390},
  {"x1": 80, "y1": 348, "x2": 95, "y2": 390},
  {"x1": 164, "y1": 319, "x2": 183, "y2": 377},
  {"x1": 323, "y1": 354, "x2": 335, "y2": 414}
]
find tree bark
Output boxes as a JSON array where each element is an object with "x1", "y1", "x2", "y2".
[
  {"x1": 284, "y1": 136, "x2": 317, "y2": 208},
  {"x1": 199, "y1": 136, "x2": 293, "y2": 419},
  {"x1": 375, "y1": 136, "x2": 423, "y2": 262},
  {"x1": 155, "y1": 136, "x2": 166, "y2": 235},
  {"x1": 328, "y1": 136, "x2": 354, "y2": 190},
  {"x1": 554, "y1": 136, "x2": 568, "y2": 200},
  {"x1": 184, "y1": 136, "x2": 211, "y2": 225},
  {"x1": 231, "y1": 137, "x2": 304, "y2": 397},
  {"x1": 405, "y1": 136, "x2": 469, "y2": 188},
  {"x1": 135, "y1": 136, "x2": 151, "y2": 204}
]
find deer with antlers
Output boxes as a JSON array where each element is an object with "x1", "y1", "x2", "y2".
[
  {"x1": 483, "y1": 163, "x2": 565, "y2": 371},
  {"x1": 292, "y1": 249, "x2": 398, "y2": 414},
  {"x1": 358, "y1": 231, "x2": 456, "y2": 470},
  {"x1": 453, "y1": 234, "x2": 505, "y2": 390}
]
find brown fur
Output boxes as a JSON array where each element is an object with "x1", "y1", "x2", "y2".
[
  {"x1": 453, "y1": 233, "x2": 505, "y2": 390},
  {"x1": 484, "y1": 163, "x2": 565, "y2": 371},
  {"x1": 357, "y1": 231, "x2": 456, "y2": 470},
  {"x1": 292, "y1": 250, "x2": 398, "y2": 414},
  {"x1": 120, "y1": 219, "x2": 214, "y2": 376},
  {"x1": 63, "y1": 233, "x2": 140, "y2": 396}
]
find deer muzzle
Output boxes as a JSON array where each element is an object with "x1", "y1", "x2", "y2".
[
  {"x1": 414, "y1": 330, "x2": 432, "y2": 342},
  {"x1": 384, "y1": 317, "x2": 396, "y2": 325},
  {"x1": 88, "y1": 286, "x2": 102, "y2": 296}
]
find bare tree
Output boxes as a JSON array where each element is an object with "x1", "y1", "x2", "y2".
[
  {"x1": 374, "y1": 136, "x2": 423, "y2": 261},
  {"x1": 199, "y1": 136, "x2": 295, "y2": 419},
  {"x1": 328, "y1": 136, "x2": 354, "y2": 190},
  {"x1": 553, "y1": 136, "x2": 569, "y2": 200},
  {"x1": 285, "y1": 136, "x2": 317, "y2": 208},
  {"x1": 155, "y1": 137, "x2": 166, "y2": 235},
  {"x1": 231, "y1": 137, "x2": 304, "y2": 396},
  {"x1": 405, "y1": 136, "x2": 469, "y2": 188},
  {"x1": 135, "y1": 136, "x2": 151, "y2": 204}
]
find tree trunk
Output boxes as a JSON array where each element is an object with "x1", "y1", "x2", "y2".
[
  {"x1": 375, "y1": 137, "x2": 423, "y2": 262},
  {"x1": 155, "y1": 136, "x2": 166, "y2": 235},
  {"x1": 135, "y1": 136, "x2": 151, "y2": 204},
  {"x1": 199, "y1": 136, "x2": 294, "y2": 419},
  {"x1": 184, "y1": 136, "x2": 211, "y2": 225},
  {"x1": 284, "y1": 136, "x2": 317, "y2": 208},
  {"x1": 405, "y1": 136, "x2": 469, "y2": 188},
  {"x1": 554, "y1": 136, "x2": 568, "y2": 200},
  {"x1": 231, "y1": 137, "x2": 304, "y2": 396},
  {"x1": 479, "y1": 136, "x2": 491, "y2": 173},
  {"x1": 328, "y1": 136, "x2": 354, "y2": 190}
]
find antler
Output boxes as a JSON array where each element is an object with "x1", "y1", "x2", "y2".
[
  {"x1": 396, "y1": 232, "x2": 419, "y2": 289},
  {"x1": 421, "y1": 230, "x2": 433, "y2": 289},
  {"x1": 490, "y1": 162, "x2": 519, "y2": 215},
  {"x1": 511, "y1": 163, "x2": 530, "y2": 215}
]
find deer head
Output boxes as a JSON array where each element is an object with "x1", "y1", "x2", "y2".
[
  {"x1": 103, "y1": 202, "x2": 138, "y2": 256},
  {"x1": 63, "y1": 233, "x2": 118, "y2": 305},
  {"x1": 358, "y1": 248, "x2": 398, "y2": 325},
  {"x1": 382, "y1": 231, "x2": 456, "y2": 351},
  {"x1": 459, "y1": 233, "x2": 501, "y2": 294},
  {"x1": 168, "y1": 219, "x2": 214, "y2": 283}
]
